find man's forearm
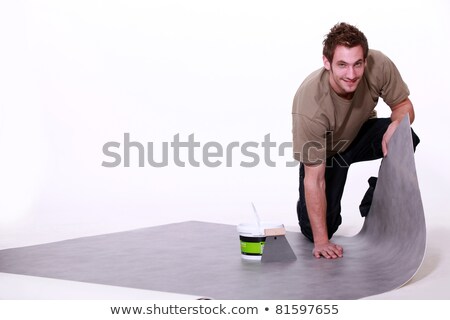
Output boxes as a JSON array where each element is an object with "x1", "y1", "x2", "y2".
[
  {"x1": 304, "y1": 177, "x2": 328, "y2": 244},
  {"x1": 382, "y1": 98, "x2": 415, "y2": 156},
  {"x1": 303, "y1": 164, "x2": 343, "y2": 259},
  {"x1": 391, "y1": 98, "x2": 414, "y2": 123}
]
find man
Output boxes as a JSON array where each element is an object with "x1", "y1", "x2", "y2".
[{"x1": 292, "y1": 22, "x2": 419, "y2": 259}]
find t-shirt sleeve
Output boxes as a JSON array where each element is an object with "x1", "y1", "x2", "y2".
[
  {"x1": 378, "y1": 53, "x2": 410, "y2": 106},
  {"x1": 292, "y1": 113, "x2": 327, "y2": 165}
]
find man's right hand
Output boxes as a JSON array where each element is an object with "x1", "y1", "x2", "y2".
[
  {"x1": 313, "y1": 241, "x2": 343, "y2": 259},
  {"x1": 304, "y1": 163, "x2": 343, "y2": 259}
]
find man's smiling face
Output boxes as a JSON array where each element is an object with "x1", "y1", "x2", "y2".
[{"x1": 323, "y1": 45, "x2": 366, "y2": 99}]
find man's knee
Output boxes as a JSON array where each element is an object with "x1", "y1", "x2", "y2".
[{"x1": 326, "y1": 220, "x2": 340, "y2": 240}]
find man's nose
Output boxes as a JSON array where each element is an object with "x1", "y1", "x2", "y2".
[{"x1": 346, "y1": 66, "x2": 355, "y2": 79}]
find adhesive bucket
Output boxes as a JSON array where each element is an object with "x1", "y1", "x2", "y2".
[{"x1": 237, "y1": 222, "x2": 284, "y2": 260}]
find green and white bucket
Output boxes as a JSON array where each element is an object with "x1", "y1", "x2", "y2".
[{"x1": 237, "y1": 222, "x2": 284, "y2": 260}]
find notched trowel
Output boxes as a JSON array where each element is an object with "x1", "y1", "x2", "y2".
[{"x1": 261, "y1": 227, "x2": 297, "y2": 263}]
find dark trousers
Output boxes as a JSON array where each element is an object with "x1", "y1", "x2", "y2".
[{"x1": 297, "y1": 118, "x2": 420, "y2": 242}]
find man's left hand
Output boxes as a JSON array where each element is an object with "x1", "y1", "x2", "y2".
[{"x1": 382, "y1": 120, "x2": 400, "y2": 157}]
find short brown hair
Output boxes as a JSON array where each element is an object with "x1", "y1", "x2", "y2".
[{"x1": 323, "y1": 22, "x2": 369, "y2": 63}]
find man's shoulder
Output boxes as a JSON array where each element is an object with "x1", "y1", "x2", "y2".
[
  {"x1": 364, "y1": 49, "x2": 409, "y2": 105},
  {"x1": 298, "y1": 67, "x2": 327, "y2": 92},
  {"x1": 367, "y1": 49, "x2": 387, "y2": 60},
  {"x1": 365, "y1": 49, "x2": 392, "y2": 72}
]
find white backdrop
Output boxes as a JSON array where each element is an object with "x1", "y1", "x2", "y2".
[{"x1": 0, "y1": 0, "x2": 449, "y2": 248}]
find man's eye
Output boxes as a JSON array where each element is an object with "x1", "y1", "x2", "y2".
[{"x1": 338, "y1": 63, "x2": 346, "y2": 68}]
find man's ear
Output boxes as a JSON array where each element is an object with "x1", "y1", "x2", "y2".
[{"x1": 323, "y1": 55, "x2": 331, "y2": 71}]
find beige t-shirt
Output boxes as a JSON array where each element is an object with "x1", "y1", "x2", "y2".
[{"x1": 292, "y1": 49, "x2": 409, "y2": 165}]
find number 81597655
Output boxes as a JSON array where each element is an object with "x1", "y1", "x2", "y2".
[{"x1": 275, "y1": 304, "x2": 339, "y2": 315}]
